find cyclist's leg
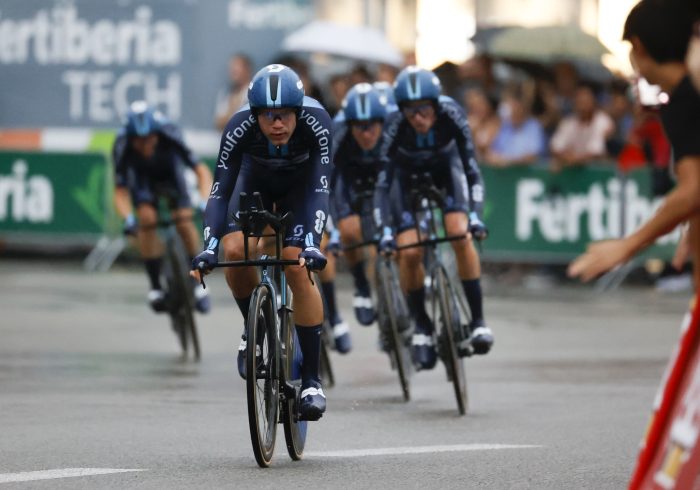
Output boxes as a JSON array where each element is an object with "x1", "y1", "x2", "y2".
[
  {"x1": 130, "y1": 173, "x2": 168, "y2": 311},
  {"x1": 283, "y1": 245, "x2": 326, "y2": 418},
  {"x1": 444, "y1": 155, "x2": 492, "y2": 354},
  {"x1": 318, "y1": 233, "x2": 351, "y2": 353},
  {"x1": 337, "y1": 176, "x2": 375, "y2": 325}
]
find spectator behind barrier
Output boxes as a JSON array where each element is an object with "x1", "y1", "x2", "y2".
[
  {"x1": 550, "y1": 83, "x2": 614, "y2": 171},
  {"x1": 604, "y1": 79, "x2": 635, "y2": 157},
  {"x1": 214, "y1": 53, "x2": 252, "y2": 131},
  {"x1": 463, "y1": 87, "x2": 500, "y2": 160},
  {"x1": 485, "y1": 87, "x2": 546, "y2": 166}
]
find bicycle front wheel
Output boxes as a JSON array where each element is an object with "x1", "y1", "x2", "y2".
[
  {"x1": 434, "y1": 266, "x2": 468, "y2": 415},
  {"x1": 377, "y1": 258, "x2": 411, "y2": 402},
  {"x1": 246, "y1": 285, "x2": 280, "y2": 468},
  {"x1": 282, "y1": 321, "x2": 307, "y2": 460}
]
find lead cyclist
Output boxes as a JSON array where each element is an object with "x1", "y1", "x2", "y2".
[{"x1": 191, "y1": 64, "x2": 331, "y2": 421}]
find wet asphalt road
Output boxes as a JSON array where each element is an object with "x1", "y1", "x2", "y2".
[{"x1": 0, "y1": 260, "x2": 691, "y2": 489}]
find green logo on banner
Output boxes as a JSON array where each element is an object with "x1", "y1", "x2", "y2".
[{"x1": 71, "y1": 165, "x2": 105, "y2": 228}]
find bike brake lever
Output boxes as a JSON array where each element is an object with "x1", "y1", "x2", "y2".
[
  {"x1": 197, "y1": 262, "x2": 208, "y2": 289},
  {"x1": 306, "y1": 266, "x2": 315, "y2": 286}
]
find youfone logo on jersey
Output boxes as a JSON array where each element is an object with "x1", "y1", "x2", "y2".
[
  {"x1": 218, "y1": 113, "x2": 256, "y2": 170},
  {"x1": 299, "y1": 110, "x2": 330, "y2": 164}
]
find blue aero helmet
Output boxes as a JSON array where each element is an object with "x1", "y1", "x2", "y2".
[
  {"x1": 393, "y1": 66, "x2": 442, "y2": 107},
  {"x1": 248, "y1": 64, "x2": 305, "y2": 111},
  {"x1": 342, "y1": 83, "x2": 388, "y2": 122},
  {"x1": 125, "y1": 101, "x2": 161, "y2": 137}
]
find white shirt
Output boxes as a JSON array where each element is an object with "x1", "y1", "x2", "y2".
[{"x1": 550, "y1": 110, "x2": 614, "y2": 159}]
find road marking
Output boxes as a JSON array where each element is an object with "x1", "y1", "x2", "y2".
[
  {"x1": 0, "y1": 468, "x2": 145, "y2": 484},
  {"x1": 306, "y1": 443, "x2": 542, "y2": 458}
]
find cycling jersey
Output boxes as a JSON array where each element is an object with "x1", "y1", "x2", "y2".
[
  {"x1": 112, "y1": 122, "x2": 198, "y2": 208},
  {"x1": 330, "y1": 120, "x2": 387, "y2": 220},
  {"x1": 376, "y1": 95, "x2": 485, "y2": 232},
  {"x1": 205, "y1": 96, "x2": 332, "y2": 248}
]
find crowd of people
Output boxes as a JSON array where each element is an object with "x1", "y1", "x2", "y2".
[{"x1": 212, "y1": 53, "x2": 673, "y2": 178}]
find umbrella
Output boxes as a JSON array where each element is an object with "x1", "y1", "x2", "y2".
[
  {"x1": 489, "y1": 25, "x2": 609, "y2": 63},
  {"x1": 281, "y1": 21, "x2": 403, "y2": 67}
]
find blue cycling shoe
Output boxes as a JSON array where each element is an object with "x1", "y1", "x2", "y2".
[
  {"x1": 193, "y1": 284, "x2": 211, "y2": 314},
  {"x1": 353, "y1": 293, "x2": 376, "y2": 326},
  {"x1": 469, "y1": 320, "x2": 494, "y2": 355},
  {"x1": 411, "y1": 331, "x2": 437, "y2": 370},
  {"x1": 299, "y1": 380, "x2": 326, "y2": 421},
  {"x1": 332, "y1": 321, "x2": 352, "y2": 354}
]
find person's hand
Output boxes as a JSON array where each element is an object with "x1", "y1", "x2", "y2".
[
  {"x1": 567, "y1": 239, "x2": 634, "y2": 282},
  {"x1": 326, "y1": 229, "x2": 342, "y2": 256},
  {"x1": 123, "y1": 214, "x2": 137, "y2": 236},
  {"x1": 299, "y1": 246, "x2": 327, "y2": 271},
  {"x1": 468, "y1": 212, "x2": 488, "y2": 240},
  {"x1": 378, "y1": 226, "x2": 396, "y2": 255},
  {"x1": 190, "y1": 238, "x2": 219, "y2": 281}
]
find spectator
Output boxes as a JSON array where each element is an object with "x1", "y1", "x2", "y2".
[
  {"x1": 377, "y1": 63, "x2": 399, "y2": 83},
  {"x1": 464, "y1": 87, "x2": 500, "y2": 159},
  {"x1": 605, "y1": 79, "x2": 635, "y2": 156},
  {"x1": 550, "y1": 83, "x2": 615, "y2": 171},
  {"x1": 328, "y1": 73, "x2": 351, "y2": 117},
  {"x1": 532, "y1": 78, "x2": 562, "y2": 136},
  {"x1": 349, "y1": 64, "x2": 373, "y2": 86},
  {"x1": 485, "y1": 87, "x2": 546, "y2": 166},
  {"x1": 214, "y1": 53, "x2": 252, "y2": 131},
  {"x1": 552, "y1": 61, "x2": 579, "y2": 117}
]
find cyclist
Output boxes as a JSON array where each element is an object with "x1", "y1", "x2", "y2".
[
  {"x1": 191, "y1": 64, "x2": 331, "y2": 420},
  {"x1": 113, "y1": 101, "x2": 213, "y2": 314},
  {"x1": 316, "y1": 83, "x2": 394, "y2": 353},
  {"x1": 376, "y1": 66, "x2": 494, "y2": 370}
]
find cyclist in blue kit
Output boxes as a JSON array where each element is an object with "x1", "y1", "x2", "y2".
[
  {"x1": 321, "y1": 83, "x2": 392, "y2": 353},
  {"x1": 376, "y1": 66, "x2": 494, "y2": 370},
  {"x1": 191, "y1": 64, "x2": 331, "y2": 420},
  {"x1": 113, "y1": 101, "x2": 213, "y2": 314}
]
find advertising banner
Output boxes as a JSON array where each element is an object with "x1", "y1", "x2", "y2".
[
  {"x1": 0, "y1": 151, "x2": 109, "y2": 236},
  {"x1": 480, "y1": 165, "x2": 678, "y2": 262},
  {"x1": 0, "y1": 0, "x2": 314, "y2": 130}
]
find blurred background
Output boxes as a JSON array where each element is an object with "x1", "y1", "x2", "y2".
[{"x1": 0, "y1": 0, "x2": 685, "y2": 290}]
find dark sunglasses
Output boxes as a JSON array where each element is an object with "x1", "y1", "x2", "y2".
[
  {"x1": 402, "y1": 103, "x2": 434, "y2": 119},
  {"x1": 258, "y1": 108, "x2": 296, "y2": 122}
]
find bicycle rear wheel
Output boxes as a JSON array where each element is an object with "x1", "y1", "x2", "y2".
[
  {"x1": 166, "y1": 240, "x2": 200, "y2": 360},
  {"x1": 376, "y1": 258, "x2": 411, "y2": 401},
  {"x1": 434, "y1": 266, "x2": 468, "y2": 415},
  {"x1": 246, "y1": 285, "x2": 279, "y2": 468},
  {"x1": 282, "y1": 320, "x2": 307, "y2": 460}
]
